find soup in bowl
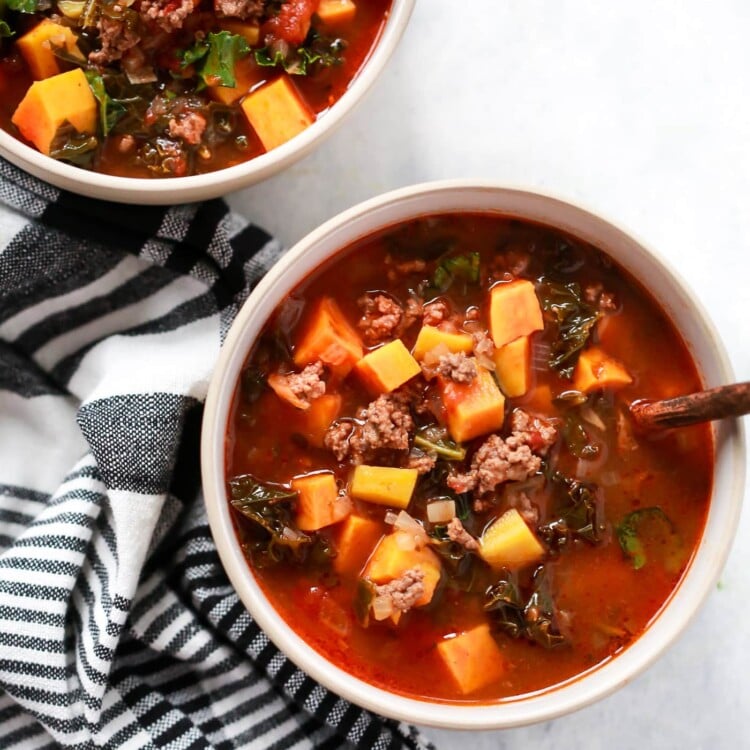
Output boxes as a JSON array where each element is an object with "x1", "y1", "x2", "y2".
[
  {"x1": 201, "y1": 182, "x2": 745, "y2": 728},
  {"x1": 0, "y1": 0, "x2": 413, "y2": 202}
]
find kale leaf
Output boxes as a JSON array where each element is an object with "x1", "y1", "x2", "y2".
[
  {"x1": 414, "y1": 424, "x2": 466, "y2": 461},
  {"x1": 616, "y1": 507, "x2": 677, "y2": 570},
  {"x1": 229, "y1": 474, "x2": 311, "y2": 562},
  {"x1": 49, "y1": 127, "x2": 98, "y2": 167},
  {"x1": 85, "y1": 72, "x2": 128, "y2": 136},
  {"x1": 182, "y1": 31, "x2": 251, "y2": 89},
  {"x1": 0, "y1": 20, "x2": 12, "y2": 37},
  {"x1": 538, "y1": 278, "x2": 602, "y2": 378},
  {"x1": 485, "y1": 567, "x2": 566, "y2": 648},
  {"x1": 538, "y1": 470, "x2": 604, "y2": 547},
  {"x1": 429, "y1": 251, "x2": 480, "y2": 295},
  {"x1": 6, "y1": 0, "x2": 38, "y2": 12},
  {"x1": 255, "y1": 33, "x2": 344, "y2": 76}
]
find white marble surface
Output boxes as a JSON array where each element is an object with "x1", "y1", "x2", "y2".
[{"x1": 226, "y1": 1, "x2": 750, "y2": 747}]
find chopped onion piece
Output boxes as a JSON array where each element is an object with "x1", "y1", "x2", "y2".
[
  {"x1": 427, "y1": 499, "x2": 456, "y2": 524},
  {"x1": 581, "y1": 405, "x2": 606, "y2": 432},
  {"x1": 384, "y1": 511, "x2": 399, "y2": 525},
  {"x1": 393, "y1": 511, "x2": 429, "y2": 547},
  {"x1": 532, "y1": 342, "x2": 552, "y2": 373},
  {"x1": 58, "y1": 0, "x2": 85, "y2": 18},
  {"x1": 475, "y1": 349, "x2": 495, "y2": 371},
  {"x1": 281, "y1": 526, "x2": 303, "y2": 542},
  {"x1": 372, "y1": 595, "x2": 394, "y2": 621}
]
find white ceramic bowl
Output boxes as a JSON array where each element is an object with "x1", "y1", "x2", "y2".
[
  {"x1": 201, "y1": 181, "x2": 746, "y2": 729},
  {"x1": 0, "y1": 0, "x2": 414, "y2": 204}
]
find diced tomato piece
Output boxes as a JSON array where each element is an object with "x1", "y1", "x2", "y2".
[{"x1": 263, "y1": 0, "x2": 319, "y2": 46}]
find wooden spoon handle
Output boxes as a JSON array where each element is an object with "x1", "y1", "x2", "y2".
[{"x1": 630, "y1": 382, "x2": 750, "y2": 429}]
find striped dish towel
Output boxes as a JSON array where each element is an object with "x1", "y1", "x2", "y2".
[{"x1": 0, "y1": 158, "x2": 433, "y2": 750}]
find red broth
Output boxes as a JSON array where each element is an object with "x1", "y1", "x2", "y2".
[
  {"x1": 226, "y1": 213, "x2": 712, "y2": 702},
  {"x1": 0, "y1": 0, "x2": 391, "y2": 177}
]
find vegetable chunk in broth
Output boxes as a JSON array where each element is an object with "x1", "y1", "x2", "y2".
[{"x1": 226, "y1": 213, "x2": 713, "y2": 702}]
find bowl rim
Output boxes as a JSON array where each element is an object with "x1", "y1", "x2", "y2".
[
  {"x1": 201, "y1": 180, "x2": 746, "y2": 729},
  {"x1": 0, "y1": 0, "x2": 416, "y2": 204}
]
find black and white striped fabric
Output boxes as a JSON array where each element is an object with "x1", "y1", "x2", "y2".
[{"x1": 0, "y1": 157, "x2": 433, "y2": 750}]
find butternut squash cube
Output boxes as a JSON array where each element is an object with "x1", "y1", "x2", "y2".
[
  {"x1": 350, "y1": 465, "x2": 418, "y2": 509},
  {"x1": 488, "y1": 280, "x2": 544, "y2": 348},
  {"x1": 333, "y1": 514, "x2": 383, "y2": 573},
  {"x1": 493, "y1": 335, "x2": 531, "y2": 398},
  {"x1": 11, "y1": 68, "x2": 97, "y2": 156},
  {"x1": 17, "y1": 20, "x2": 85, "y2": 81},
  {"x1": 293, "y1": 297, "x2": 363, "y2": 379},
  {"x1": 573, "y1": 346, "x2": 633, "y2": 394},
  {"x1": 438, "y1": 366, "x2": 506, "y2": 443},
  {"x1": 241, "y1": 75, "x2": 313, "y2": 152},
  {"x1": 292, "y1": 472, "x2": 351, "y2": 532},
  {"x1": 436, "y1": 624, "x2": 506, "y2": 695},
  {"x1": 364, "y1": 531, "x2": 442, "y2": 607},
  {"x1": 355, "y1": 339, "x2": 421, "y2": 394},
  {"x1": 209, "y1": 56, "x2": 266, "y2": 105},
  {"x1": 317, "y1": 0, "x2": 357, "y2": 27},
  {"x1": 301, "y1": 393, "x2": 342, "y2": 447},
  {"x1": 522, "y1": 383, "x2": 554, "y2": 414},
  {"x1": 479, "y1": 508, "x2": 546, "y2": 569},
  {"x1": 412, "y1": 325, "x2": 474, "y2": 361}
]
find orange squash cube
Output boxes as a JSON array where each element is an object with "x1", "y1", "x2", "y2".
[
  {"x1": 479, "y1": 508, "x2": 546, "y2": 569},
  {"x1": 333, "y1": 514, "x2": 383, "y2": 574},
  {"x1": 300, "y1": 393, "x2": 342, "y2": 447},
  {"x1": 438, "y1": 366, "x2": 506, "y2": 443},
  {"x1": 293, "y1": 297, "x2": 364, "y2": 379},
  {"x1": 292, "y1": 472, "x2": 351, "y2": 532},
  {"x1": 436, "y1": 624, "x2": 506, "y2": 695},
  {"x1": 355, "y1": 339, "x2": 421, "y2": 394},
  {"x1": 11, "y1": 68, "x2": 96, "y2": 156},
  {"x1": 317, "y1": 0, "x2": 357, "y2": 26},
  {"x1": 209, "y1": 57, "x2": 266, "y2": 105},
  {"x1": 350, "y1": 465, "x2": 418, "y2": 509},
  {"x1": 573, "y1": 346, "x2": 633, "y2": 393},
  {"x1": 493, "y1": 335, "x2": 531, "y2": 398},
  {"x1": 522, "y1": 383, "x2": 554, "y2": 414},
  {"x1": 241, "y1": 75, "x2": 313, "y2": 152},
  {"x1": 17, "y1": 20, "x2": 85, "y2": 81},
  {"x1": 488, "y1": 280, "x2": 544, "y2": 348},
  {"x1": 412, "y1": 325, "x2": 474, "y2": 361},
  {"x1": 364, "y1": 531, "x2": 442, "y2": 607}
]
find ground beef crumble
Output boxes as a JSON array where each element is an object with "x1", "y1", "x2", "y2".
[
  {"x1": 277, "y1": 361, "x2": 326, "y2": 406},
  {"x1": 472, "y1": 330, "x2": 495, "y2": 361},
  {"x1": 89, "y1": 14, "x2": 141, "y2": 66},
  {"x1": 214, "y1": 0, "x2": 266, "y2": 19},
  {"x1": 140, "y1": 0, "x2": 197, "y2": 33},
  {"x1": 324, "y1": 392, "x2": 414, "y2": 464},
  {"x1": 423, "y1": 299, "x2": 450, "y2": 327},
  {"x1": 168, "y1": 112, "x2": 207, "y2": 146},
  {"x1": 508, "y1": 490, "x2": 540, "y2": 525},
  {"x1": 434, "y1": 352, "x2": 477, "y2": 383},
  {"x1": 373, "y1": 569, "x2": 425, "y2": 614},
  {"x1": 447, "y1": 409, "x2": 559, "y2": 495},
  {"x1": 509, "y1": 408, "x2": 558, "y2": 456},
  {"x1": 405, "y1": 450, "x2": 436, "y2": 475},
  {"x1": 357, "y1": 294, "x2": 403, "y2": 344},
  {"x1": 446, "y1": 517, "x2": 479, "y2": 551}
]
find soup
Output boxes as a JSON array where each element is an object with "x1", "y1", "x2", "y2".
[
  {"x1": 225, "y1": 213, "x2": 712, "y2": 702},
  {"x1": 0, "y1": 0, "x2": 391, "y2": 176}
]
